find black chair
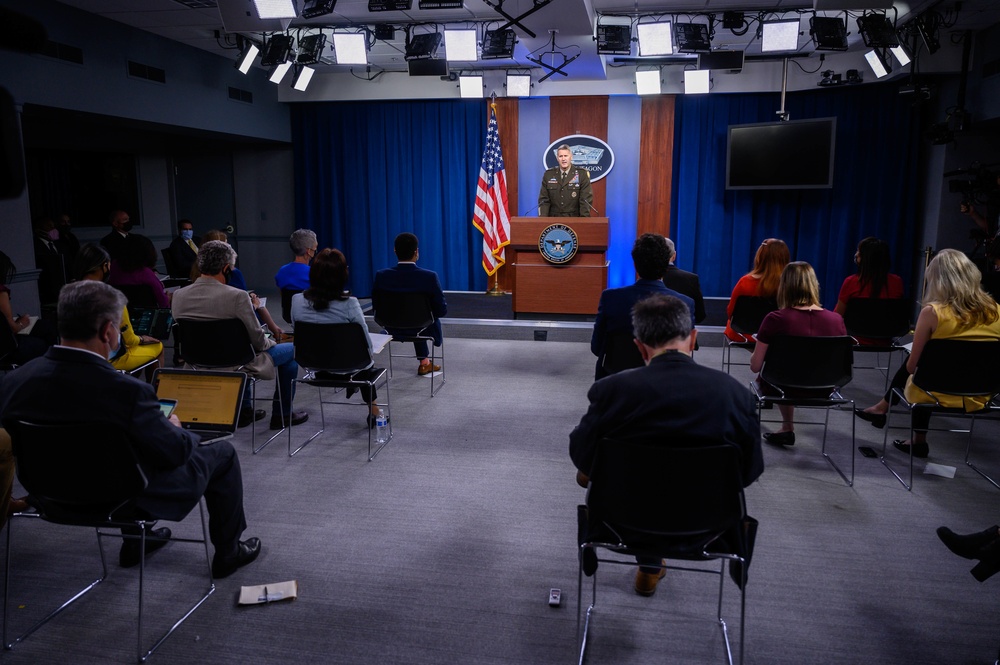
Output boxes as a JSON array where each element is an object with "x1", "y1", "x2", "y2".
[
  {"x1": 600, "y1": 329, "x2": 644, "y2": 376},
  {"x1": 290, "y1": 322, "x2": 391, "y2": 460},
  {"x1": 750, "y1": 335, "x2": 856, "y2": 486},
  {"x1": 173, "y1": 318, "x2": 283, "y2": 454},
  {"x1": 281, "y1": 288, "x2": 302, "y2": 325},
  {"x1": 0, "y1": 316, "x2": 19, "y2": 374},
  {"x1": 372, "y1": 290, "x2": 445, "y2": 396},
  {"x1": 578, "y1": 439, "x2": 750, "y2": 665},
  {"x1": 880, "y1": 339, "x2": 1000, "y2": 491},
  {"x1": 722, "y1": 297, "x2": 777, "y2": 374},
  {"x1": 160, "y1": 247, "x2": 185, "y2": 280},
  {"x1": 1, "y1": 420, "x2": 213, "y2": 662},
  {"x1": 842, "y1": 298, "x2": 911, "y2": 390}
]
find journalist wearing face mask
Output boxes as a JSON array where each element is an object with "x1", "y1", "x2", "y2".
[
  {"x1": 100, "y1": 209, "x2": 134, "y2": 262},
  {"x1": 31, "y1": 216, "x2": 70, "y2": 307},
  {"x1": 106, "y1": 233, "x2": 172, "y2": 309},
  {"x1": 166, "y1": 218, "x2": 201, "y2": 279}
]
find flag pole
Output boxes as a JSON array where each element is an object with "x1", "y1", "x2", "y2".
[{"x1": 487, "y1": 92, "x2": 505, "y2": 296}]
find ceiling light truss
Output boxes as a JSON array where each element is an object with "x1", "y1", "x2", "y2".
[{"x1": 296, "y1": 32, "x2": 327, "y2": 64}]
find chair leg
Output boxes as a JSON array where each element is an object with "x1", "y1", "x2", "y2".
[
  {"x1": 288, "y1": 383, "x2": 326, "y2": 457},
  {"x1": 879, "y1": 406, "x2": 913, "y2": 491},
  {"x1": 576, "y1": 548, "x2": 597, "y2": 665},
  {"x1": 253, "y1": 376, "x2": 284, "y2": 455},
  {"x1": 368, "y1": 378, "x2": 392, "y2": 462},
  {"x1": 820, "y1": 401, "x2": 855, "y2": 486},
  {"x1": 964, "y1": 416, "x2": 1000, "y2": 490}
]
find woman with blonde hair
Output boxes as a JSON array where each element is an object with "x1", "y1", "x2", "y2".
[
  {"x1": 749, "y1": 261, "x2": 847, "y2": 446},
  {"x1": 724, "y1": 238, "x2": 791, "y2": 342},
  {"x1": 855, "y1": 249, "x2": 1000, "y2": 457}
]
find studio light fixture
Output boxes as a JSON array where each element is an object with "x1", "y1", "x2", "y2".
[
  {"x1": 697, "y1": 49, "x2": 744, "y2": 73},
  {"x1": 260, "y1": 34, "x2": 294, "y2": 67},
  {"x1": 597, "y1": 24, "x2": 632, "y2": 56},
  {"x1": 482, "y1": 29, "x2": 516, "y2": 59},
  {"x1": 684, "y1": 69, "x2": 710, "y2": 94},
  {"x1": 405, "y1": 32, "x2": 443, "y2": 60},
  {"x1": 635, "y1": 69, "x2": 661, "y2": 95},
  {"x1": 722, "y1": 11, "x2": 745, "y2": 30},
  {"x1": 301, "y1": 0, "x2": 337, "y2": 18},
  {"x1": 368, "y1": 0, "x2": 411, "y2": 11},
  {"x1": 761, "y1": 19, "x2": 800, "y2": 52},
  {"x1": 856, "y1": 13, "x2": 898, "y2": 48},
  {"x1": 292, "y1": 65, "x2": 315, "y2": 90},
  {"x1": 269, "y1": 61, "x2": 293, "y2": 83},
  {"x1": 374, "y1": 25, "x2": 395, "y2": 40},
  {"x1": 506, "y1": 72, "x2": 530, "y2": 97},
  {"x1": 419, "y1": 0, "x2": 463, "y2": 8},
  {"x1": 636, "y1": 21, "x2": 672, "y2": 57},
  {"x1": 253, "y1": 0, "x2": 297, "y2": 19},
  {"x1": 235, "y1": 41, "x2": 259, "y2": 74},
  {"x1": 864, "y1": 49, "x2": 889, "y2": 78},
  {"x1": 459, "y1": 74, "x2": 483, "y2": 98},
  {"x1": 296, "y1": 33, "x2": 327, "y2": 64},
  {"x1": 810, "y1": 16, "x2": 848, "y2": 50},
  {"x1": 333, "y1": 32, "x2": 368, "y2": 64},
  {"x1": 890, "y1": 44, "x2": 911, "y2": 67},
  {"x1": 445, "y1": 29, "x2": 478, "y2": 62},
  {"x1": 674, "y1": 23, "x2": 711, "y2": 53}
]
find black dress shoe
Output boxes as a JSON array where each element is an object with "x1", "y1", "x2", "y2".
[
  {"x1": 212, "y1": 537, "x2": 262, "y2": 579},
  {"x1": 763, "y1": 431, "x2": 795, "y2": 446},
  {"x1": 937, "y1": 525, "x2": 1000, "y2": 560},
  {"x1": 892, "y1": 439, "x2": 929, "y2": 458},
  {"x1": 971, "y1": 538, "x2": 1000, "y2": 582},
  {"x1": 853, "y1": 408, "x2": 887, "y2": 429},
  {"x1": 120, "y1": 527, "x2": 172, "y2": 568},
  {"x1": 238, "y1": 409, "x2": 267, "y2": 428},
  {"x1": 269, "y1": 411, "x2": 309, "y2": 430}
]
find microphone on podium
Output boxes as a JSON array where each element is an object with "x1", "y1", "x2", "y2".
[
  {"x1": 521, "y1": 203, "x2": 542, "y2": 216},
  {"x1": 584, "y1": 200, "x2": 600, "y2": 215}
]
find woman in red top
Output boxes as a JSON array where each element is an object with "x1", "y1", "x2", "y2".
[
  {"x1": 724, "y1": 238, "x2": 790, "y2": 341},
  {"x1": 834, "y1": 237, "x2": 904, "y2": 311}
]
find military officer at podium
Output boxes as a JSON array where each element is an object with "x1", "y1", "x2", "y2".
[{"x1": 538, "y1": 144, "x2": 594, "y2": 217}]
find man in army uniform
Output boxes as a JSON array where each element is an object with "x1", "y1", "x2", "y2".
[{"x1": 538, "y1": 144, "x2": 594, "y2": 217}]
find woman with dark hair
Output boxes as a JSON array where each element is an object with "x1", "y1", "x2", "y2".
[
  {"x1": 74, "y1": 243, "x2": 163, "y2": 376},
  {"x1": 0, "y1": 250, "x2": 51, "y2": 363},
  {"x1": 108, "y1": 233, "x2": 170, "y2": 308},
  {"x1": 833, "y1": 237, "x2": 904, "y2": 328},
  {"x1": 290, "y1": 248, "x2": 381, "y2": 427},
  {"x1": 749, "y1": 261, "x2": 847, "y2": 446},
  {"x1": 724, "y1": 238, "x2": 791, "y2": 342}
]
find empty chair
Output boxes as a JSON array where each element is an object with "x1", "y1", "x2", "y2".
[{"x1": 280, "y1": 288, "x2": 302, "y2": 325}]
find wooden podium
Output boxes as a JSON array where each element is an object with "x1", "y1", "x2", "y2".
[{"x1": 508, "y1": 217, "x2": 608, "y2": 316}]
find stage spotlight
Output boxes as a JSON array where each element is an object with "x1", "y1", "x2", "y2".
[
  {"x1": 864, "y1": 49, "x2": 889, "y2": 78},
  {"x1": 856, "y1": 13, "x2": 898, "y2": 48},
  {"x1": 890, "y1": 44, "x2": 911, "y2": 67},
  {"x1": 253, "y1": 0, "x2": 297, "y2": 19},
  {"x1": 420, "y1": 0, "x2": 463, "y2": 8},
  {"x1": 636, "y1": 21, "x2": 672, "y2": 56},
  {"x1": 269, "y1": 61, "x2": 292, "y2": 83},
  {"x1": 482, "y1": 29, "x2": 516, "y2": 59},
  {"x1": 810, "y1": 16, "x2": 848, "y2": 50},
  {"x1": 684, "y1": 69, "x2": 710, "y2": 94},
  {"x1": 761, "y1": 19, "x2": 800, "y2": 52},
  {"x1": 674, "y1": 23, "x2": 711, "y2": 53},
  {"x1": 506, "y1": 73, "x2": 530, "y2": 97},
  {"x1": 301, "y1": 0, "x2": 337, "y2": 18},
  {"x1": 722, "y1": 11, "x2": 745, "y2": 30},
  {"x1": 333, "y1": 32, "x2": 367, "y2": 65},
  {"x1": 406, "y1": 32, "x2": 443, "y2": 60},
  {"x1": 235, "y1": 41, "x2": 259, "y2": 74},
  {"x1": 260, "y1": 34, "x2": 293, "y2": 67},
  {"x1": 597, "y1": 24, "x2": 632, "y2": 56},
  {"x1": 296, "y1": 33, "x2": 327, "y2": 64},
  {"x1": 292, "y1": 65, "x2": 315, "y2": 91},
  {"x1": 635, "y1": 69, "x2": 660, "y2": 95},
  {"x1": 368, "y1": 0, "x2": 411, "y2": 11},
  {"x1": 459, "y1": 74, "x2": 483, "y2": 98},
  {"x1": 445, "y1": 29, "x2": 478, "y2": 62}
]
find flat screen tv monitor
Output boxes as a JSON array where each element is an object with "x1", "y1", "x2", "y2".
[{"x1": 726, "y1": 117, "x2": 836, "y2": 190}]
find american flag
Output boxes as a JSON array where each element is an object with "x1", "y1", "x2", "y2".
[{"x1": 472, "y1": 103, "x2": 511, "y2": 276}]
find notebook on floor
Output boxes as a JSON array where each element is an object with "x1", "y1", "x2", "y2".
[
  {"x1": 131, "y1": 308, "x2": 173, "y2": 340},
  {"x1": 153, "y1": 369, "x2": 247, "y2": 443}
]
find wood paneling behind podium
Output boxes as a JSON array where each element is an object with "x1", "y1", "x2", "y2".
[
  {"x1": 638, "y1": 96, "x2": 675, "y2": 238},
  {"x1": 550, "y1": 97, "x2": 608, "y2": 217}
]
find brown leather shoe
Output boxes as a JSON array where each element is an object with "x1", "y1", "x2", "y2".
[
  {"x1": 417, "y1": 363, "x2": 441, "y2": 376},
  {"x1": 634, "y1": 564, "x2": 667, "y2": 597}
]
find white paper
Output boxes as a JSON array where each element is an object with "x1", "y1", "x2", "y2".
[{"x1": 923, "y1": 462, "x2": 956, "y2": 479}]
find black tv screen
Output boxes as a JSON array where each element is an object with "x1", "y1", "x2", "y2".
[{"x1": 726, "y1": 117, "x2": 836, "y2": 190}]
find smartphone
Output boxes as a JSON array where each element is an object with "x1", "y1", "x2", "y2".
[
  {"x1": 158, "y1": 398, "x2": 178, "y2": 419},
  {"x1": 858, "y1": 446, "x2": 878, "y2": 458}
]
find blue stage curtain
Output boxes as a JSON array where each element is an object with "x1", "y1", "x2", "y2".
[
  {"x1": 291, "y1": 100, "x2": 487, "y2": 296},
  {"x1": 671, "y1": 85, "x2": 921, "y2": 308}
]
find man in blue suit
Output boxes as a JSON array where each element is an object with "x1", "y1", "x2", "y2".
[
  {"x1": 590, "y1": 233, "x2": 695, "y2": 380},
  {"x1": 372, "y1": 233, "x2": 448, "y2": 375}
]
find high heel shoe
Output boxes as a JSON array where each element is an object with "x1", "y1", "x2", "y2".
[
  {"x1": 937, "y1": 525, "x2": 1000, "y2": 560},
  {"x1": 853, "y1": 408, "x2": 886, "y2": 429},
  {"x1": 892, "y1": 439, "x2": 929, "y2": 458},
  {"x1": 763, "y1": 431, "x2": 795, "y2": 446}
]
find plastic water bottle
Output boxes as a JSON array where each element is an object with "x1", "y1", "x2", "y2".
[{"x1": 375, "y1": 409, "x2": 388, "y2": 444}]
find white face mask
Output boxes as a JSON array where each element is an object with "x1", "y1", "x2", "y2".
[{"x1": 107, "y1": 329, "x2": 121, "y2": 361}]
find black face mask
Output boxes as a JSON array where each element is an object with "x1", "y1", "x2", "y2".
[
  {"x1": 101, "y1": 267, "x2": 111, "y2": 283},
  {"x1": 121, "y1": 221, "x2": 134, "y2": 232},
  {"x1": 223, "y1": 266, "x2": 233, "y2": 284}
]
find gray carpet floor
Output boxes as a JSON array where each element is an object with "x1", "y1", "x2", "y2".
[{"x1": 2, "y1": 337, "x2": 999, "y2": 664}]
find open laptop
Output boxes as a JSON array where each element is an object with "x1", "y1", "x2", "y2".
[
  {"x1": 153, "y1": 369, "x2": 247, "y2": 444},
  {"x1": 131, "y1": 308, "x2": 173, "y2": 340}
]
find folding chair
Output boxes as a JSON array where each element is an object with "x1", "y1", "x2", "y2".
[
  {"x1": 2, "y1": 420, "x2": 214, "y2": 663},
  {"x1": 372, "y1": 290, "x2": 445, "y2": 396},
  {"x1": 281, "y1": 288, "x2": 302, "y2": 326},
  {"x1": 880, "y1": 339, "x2": 1000, "y2": 491},
  {"x1": 289, "y1": 322, "x2": 391, "y2": 459},
  {"x1": 578, "y1": 439, "x2": 750, "y2": 665},
  {"x1": 599, "y1": 329, "x2": 644, "y2": 376},
  {"x1": 842, "y1": 298, "x2": 911, "y2": 391},
  {"x1": 750, "y1": 335, "x2": 856, "y2": 486},
  {"x1": 722, "y1": 297, "x2": 777, "y2": 374},
  {"x1": 173, "y1": 319, "x2": 283, "y2": 454}
]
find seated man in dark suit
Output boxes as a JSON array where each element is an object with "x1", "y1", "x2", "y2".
[
  {"x1": 100, "y1": 209, "x2": 132, "y2": 262},
  {"x1": 591, "y1": 233, "x2": 695, "y2": 380},
  {"x1": 165, "y1": 218, "x2": 200, "y2": 279},
  {"x1": 571, "y1": 294, "x2": 763, "y2": 596},
  {"x1": 372, "y1": 232, "x2": 448, "y2": 375},
  {"x1": 662, "y1": 237, "x2": 706, "y2": 324},
  {"x1": 0, "y1": 280, "x2": 261, "y2": 578}
]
